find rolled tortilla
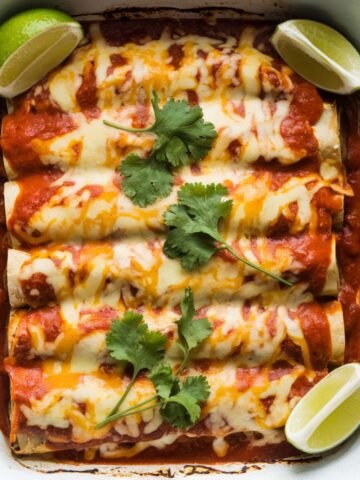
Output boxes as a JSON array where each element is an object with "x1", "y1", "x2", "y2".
[
  {"x1": 4, "y1": 167, "x2": 345, "y2": 247},
  {"x1": 6, "y1": 360, "x2": 326, "y2": 455},
  {"x1": 8, "y1": 293, "x2": 345, "y2": 368},
  {"x1": 7, "y1": 249, "x2": 30, "y2": 308},
  {"x1": 7, "y1": 234, "x2": 339, "y2": 308}
]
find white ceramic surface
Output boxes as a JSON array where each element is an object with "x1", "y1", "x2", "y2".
[{"x1": 0, "y1": 0, "x2": 359, "y2": 478}]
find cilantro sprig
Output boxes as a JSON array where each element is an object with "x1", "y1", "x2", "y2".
[
  {"x1": 163, "y1": 183, "x2": 293, "y2": 287},
  {"x1": 103, "y1": 311, "x2": 167, "y2": 420},
  {"x1": 105, "y1": 92, "x2": 216, "y2": 166},
  {"x1": 150, "y1": 363, "x2": 210, "y2": 429},
  {"x1": 96, "y1": 289, "x2": 212, "y2": 430},
  {"x1": 104, "y1": 92, "x2": 216, "y2": 206}
]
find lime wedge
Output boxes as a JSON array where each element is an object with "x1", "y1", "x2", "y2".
[
  {"x1": 271, "y1": 19, "x2": 360, "y2": 94},
  {"x1": 0, "y1": 8, "x2": 84, "y2": 98},
  {"x1": 285, "y1": 363, "x2": 360, "y2": 453}
]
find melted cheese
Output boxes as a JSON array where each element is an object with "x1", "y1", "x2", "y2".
[
  {"x1": 99, "y1": 433, "x2": 182, "y2": 459},
  {"x1": 18, "y1": 359, "x2": 315, "y2": 447},
  {"x1": 5, "y1": 167, "x2": 341, "y2": 246},
  {"x1": 9, "y1": 233, "x2": 338, "y2": 309},
  {"x1": 9, "y1": 295, "x2": 343, "y2": 367}
]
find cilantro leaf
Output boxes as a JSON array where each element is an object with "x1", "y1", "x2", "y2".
[
  {"x1": 96, "y1": 290, "x2": 213, "y2": 431},
  {"x1": 177, "y1": 183, "x2": 233, "y2": 236},
  {"x1": 149, "y1": 92, "x2": 217, "y2": 166},
  {"x1": 150, "y1": 363, "x2": 210, "y2": 430},
  {"x1": 164, "y1": 183, "x2": 232, "y2": 240},
  {"x1": 106, "y1": 311, "x2": 167, "y2": 373},
  {"x1": 100, "y1": 311, "x2": 167, "y2": 424},
  {"x1": 97, "y1": 366, "x2": 211, "y2": 431},
  {"x1": 163, "y1": 183, "x2": 231, "y2": 270},
  {"x1": 119, "y1": 154, "x2": 173, "y2": 207},
  {"x1": 160, "y1": 375, "x2": 210, "y2": 429},
  {"x1": 177, "y1": 288, "x2": 213, "y2": 369},
  {"x1": 149, "y1": 363, "x2": 178, "y2": 400},
  {"x1": 163, "y1": 185, "x2": 231, "y2": 270},
  {"x1": 164, "y1": 228, "x2": 217, "y2": 271},
  {"x1": 105, "y1": 92, "x2": 216, "y2": 167},
  {"x1": 163, "y1": 183, "x2": 293, "y2": 286}
]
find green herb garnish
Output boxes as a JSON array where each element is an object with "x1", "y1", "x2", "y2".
[
  {"x1": 105, "y1": 91, "x2": 216, "y2": 166},
  {"x1": 163, "y1": 182, "x2": 293, "y2": 286},
  {"x1": 104, "y1": 92, "x2": 216, "y2": 206},
  {"x1": 96, "y1": 289, "x2": 212, "y2": 430},
  {"x1": 103, "y1": 311, "x2": 167, "y2": 420},
  {"x1": 176, "y1": 287, "x2": 213, "y2": 371},
  {"x1": 150, "y1": 363, "x2": 210, "y2": 429},
  {"x1": 119, "y1": 153, "x2": 173, "y2": 207}
]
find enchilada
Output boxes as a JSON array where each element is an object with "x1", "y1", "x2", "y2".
[
  {"x1": 6, "y1": 359, "x2": 326, "y2": 456},
  {"x1": 8, "y1": 295, "x2": 344, "y2": 368},
  {"x1": 7, "y1": 234, "x2": 338, "y2": 308},
  {"x1": 4, "y1": 166, "x2": 344, "y2": 246}
]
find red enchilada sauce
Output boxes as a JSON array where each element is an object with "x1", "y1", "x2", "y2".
[
  {"x1": 1, "y1": 88, "x2": 75, "y2": 173},
  {"x1": 297, "y1": 302, "x2": 332, "y2": 369},
  {"x1": 9, "y1": 170, "x2": 62, "y2": 227},
  {"x1": 7, "y1": 169, "x2": 63, "y2": 246},
  {"x1": 76, "y1": 61, "x2": 100, "y2": 120},
  {"x1": 339, "y1": 97, "x2": 360, "y2": 362},
  {"x1": 0, "y1": 101, "x2": 9, "y2": 437},
  {"x1": 280, "y1": 79, "x2": 323, "y2": 156}
]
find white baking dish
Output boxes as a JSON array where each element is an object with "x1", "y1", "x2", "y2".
[{"x1": 0, "y1": 0, "x2": 359, "y2": 478}]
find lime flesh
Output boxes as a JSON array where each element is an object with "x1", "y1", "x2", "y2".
[
  {"x1": 285, "y1": 363, "x2": 360, "y2": 454},
  {"x1": 287, "y1": 365, "x2": 355, "y2": 431},
  {"x1": 307, "y1": 388, "x2": 360, "y2": 450},
  {"x1": 0, "y1": 8, "x2": 83, "y2": 97},
  {"x1": 271, "y1": 19, "x2": 360, "y2": 94},
  {"x1": 274, "y1": 37, "x2": 344, "y2": 91}
]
